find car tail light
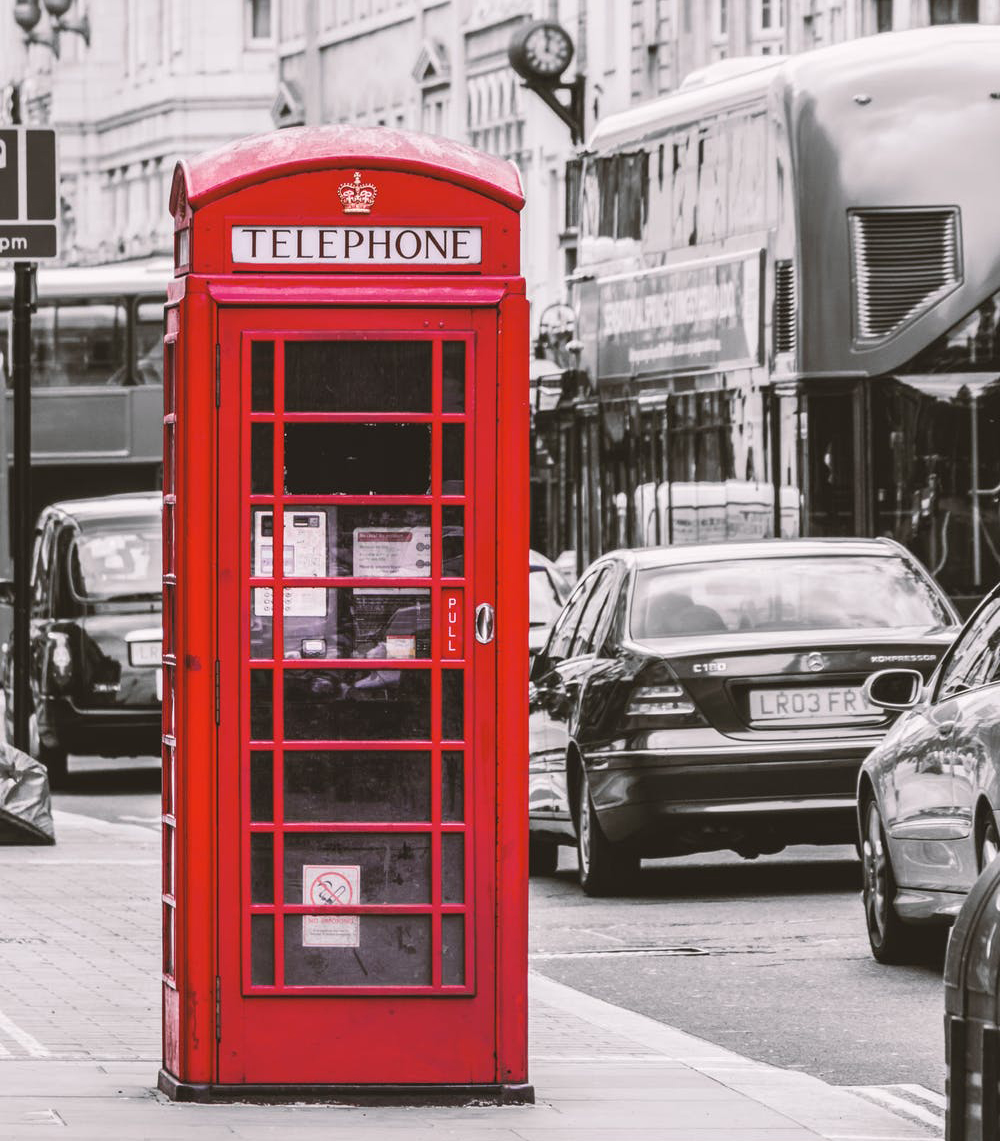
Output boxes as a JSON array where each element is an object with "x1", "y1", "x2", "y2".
[
  {"x1": 625, "y1": 681, "x2": 706, "y2": 726},
  {"x1": 46, "y1": 631, "x2": 73, "y2": 693}
]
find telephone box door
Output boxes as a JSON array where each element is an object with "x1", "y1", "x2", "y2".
[{"x1": 217, "y1": 307, "x2": 498, "y2": 1084}]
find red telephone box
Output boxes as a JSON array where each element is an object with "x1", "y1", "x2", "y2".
[{"x1": 158, "y1": 127, "x2": 529, "y2": 1103}]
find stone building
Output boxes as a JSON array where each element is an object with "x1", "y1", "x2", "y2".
[{"x1": 1, "y1": 0, "x2": 276, "y2": 264}]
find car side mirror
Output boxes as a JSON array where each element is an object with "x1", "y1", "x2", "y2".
[
  {"x1": 0, "y1": 579, "x2": 15, "y2": 607},
  {"x1": 864, "y1": 668, "x2": 924, "y2": 711}
]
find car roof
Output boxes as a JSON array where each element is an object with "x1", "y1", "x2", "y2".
[
  {"x1": 604, "y1": 537, "x2": 907, "y2": 571},
  {"x1": 41, "y1": 492, "x2": 162, "y2": 529}
]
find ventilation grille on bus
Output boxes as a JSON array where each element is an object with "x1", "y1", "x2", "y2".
[
  {"x1": 850, "y1": 209, "x2": 960, "y2": 341},
  {"x1": 773, "y1": 260, "x2": 796, "y2": 355}
]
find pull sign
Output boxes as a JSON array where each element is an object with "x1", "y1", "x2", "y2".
[
  {"x1": 475, "y1": 602, "x2": 495, "y2": 645},
  {"x1": 442, "y1": 589, "x2": 463, "y2": 660}
]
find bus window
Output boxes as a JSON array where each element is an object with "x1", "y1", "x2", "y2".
[
  {"x1": 135, "y1": 298, "x2": 165, "y2": 386},
  {"x1": 30, "y1": 300, "x2": 127, "y2": 387}
]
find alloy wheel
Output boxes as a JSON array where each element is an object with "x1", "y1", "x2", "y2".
[
  {"x1": 980, "y1": 816, "x2": 1000, "y2": 872},
  {"x1": 862, "y1": 801, "x2": 888, "y2": 942},
  {"x1": 578, "y1": 776, "x2": 592, "y2": 877}
]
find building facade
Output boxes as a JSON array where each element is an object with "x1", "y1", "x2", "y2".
[{"x1": 2, "y1": 0, "x2": 276, "y2": 264}]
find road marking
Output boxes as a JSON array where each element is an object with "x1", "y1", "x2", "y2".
[
  {"x1": 844, "y1": 1085, "x2": 944, "y2": 1129},
  {"x1": 0, "y1": 1007, "x2": 50, "y2": 1058}
]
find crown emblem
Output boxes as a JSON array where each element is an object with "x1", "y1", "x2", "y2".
[{"x1": 337, "y1": 171, "x2": 377, "y2": 214}]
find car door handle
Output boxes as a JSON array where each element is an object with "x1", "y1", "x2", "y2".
[{"x1": 938, "y1": 721, "x2": 956, "y2": 737}]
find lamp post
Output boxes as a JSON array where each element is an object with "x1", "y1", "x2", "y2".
[{"x1": 13, "y1": 0, "x2": 91, "y2": 60}]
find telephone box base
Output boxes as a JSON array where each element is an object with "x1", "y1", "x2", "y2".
[{"x1": 158, "y1": 1070, "x2": 535, "y2": 1106}]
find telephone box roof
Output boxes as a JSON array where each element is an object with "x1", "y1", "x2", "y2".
[{"x1": 172, "y1": 125, "x2": 524, "y2": 214}]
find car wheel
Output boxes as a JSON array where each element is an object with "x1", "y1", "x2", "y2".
[
  {"x1": 979, "y1": 811, "x2": 1000, "y2": 873},
  {"x1": 861, "y1": 798, "x2": 911, "y2": 964},
  {"x1": 577, "y1": 768, "x2": 639, "y2": 897},
  {"x1": 528, "y1": 836, "x2": 559, "y2": 877}
]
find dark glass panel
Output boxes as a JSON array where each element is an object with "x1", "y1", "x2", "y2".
[
  {"x1": 285, "y1": 341, "x2": 431, "y2": 411},
  {"x1": 251, "y1": 915, "x2": 274, "y2": 986},
  {"x1": 442, "y1": 914, "x2": 465, "y2": 985},
  {"x1": 442, "y1": 506, "x2": 464, "y2": 577},
  {"x1": 442, "y1": 751, "x2": 463, "y2": 822},
  {"x1": 284, "y1": 668, "x2": 431, "y2": 740},
  {"x1": 251, "y1": 341, "x2": 274, "y2": 411},
  {"x1": 284, "y1": 915, "x2": 431, "y2": 987},
  {"x1": 442, "y1": 833, "x2": 464, "y2": 903},
  {"x1": 442, "y1": 424, "x2": 465, "y2": 494},
  {"x1": 251, "y1": 424, "x2": 273, "y2": 494},
  {"x1": 442, "y1": 670, "x2": 464, "y2": 740},
  {"x1": 280, "y1": 588, "x2": 430, "y2": 661},
  {"x1": 285, "y1": 751, "x2": 431, "y2": 821},
  {"x1": 250, "y1": 751, "x2": 273, "y2": 822},
  {"x1": 284, "y1": 424, "x2": 431, "y2": 495},
  {"x1": 284, "y1": 833, "x2": 431, "y2": 904},
  {"x1": 250, "y1": 670, "x2": 273, "y2": 740},
  {"x1": 250, "y1": 832, "x2": 274, "y2": 904},
  {"x1": 442, "y1": 341, "x2": 465, "y2": 413}
]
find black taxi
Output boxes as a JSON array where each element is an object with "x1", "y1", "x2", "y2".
[
  {"x1": 2, "y1": 493, "x2": 162, "y2": 786},
  {"x1": 528, "y1": 538, "x2": 959, "y2": 895}
]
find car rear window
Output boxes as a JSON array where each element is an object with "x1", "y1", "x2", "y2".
[
  {"x1": 630, "y1": 555, "x2": 950, "y2": 639},
  {"x1": 69, "y1": 524, "x2": 162, "y2": 601}
]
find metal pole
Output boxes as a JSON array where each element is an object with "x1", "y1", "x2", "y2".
[
  {"x1": 11, "y1": 260, "x2": 33, "y2": 753},
  {"x1": 972, "y1": 392, "x2": 982, "y2": 588}
]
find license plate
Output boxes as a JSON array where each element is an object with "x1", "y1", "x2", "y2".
[
  {"x1": 129, "y1": 640, "x2": 162, "y2": 667},
  {"x1": 748, "y1": 685, "x2": 878, "y2": 722}
]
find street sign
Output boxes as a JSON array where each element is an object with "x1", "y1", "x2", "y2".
[{"x1": 0, "y1": 128, "x2": 57, "y2": 260}]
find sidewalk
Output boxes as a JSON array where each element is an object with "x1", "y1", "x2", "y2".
[{"x1": 0, "y1": 809, "x2": 942, "y2": 1140}]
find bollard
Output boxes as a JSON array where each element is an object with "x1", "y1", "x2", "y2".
[{"x1": 944, "y1": 858, "x2": 1000, "y2": 1140}]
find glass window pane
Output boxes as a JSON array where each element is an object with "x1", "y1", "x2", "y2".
[
  {"x1": 442, "y1": 914, "x2": 464, "y2": 985},
  {"x1": 250, "y1": 670, "x2": 273, "y2": 740},
  {"x1": 442, "y1": 670, "x2": 464, "y2": 740},
  {"x1": 250, "y1": 751, "x2": 273, "y2": 822},
  {"x1": 442, "y1": 341, "x2": 465, "y2": 413},
  {"x1": 442, "y1": 833, "x2": 464, "y2": 903},
  {"x1": 442, "y1": 424, "x2": 464, "y2": 494},
  {"x1": 284, "y1": 751, "x2": 431, "y2": 821},
  {"x1": 284, "y1": 833, "x2": 431, "y2": 903},
  {"x1": 285, "y1": 341, "x2": 431, "y2": 411},
  {"x1": 280, "y1": 588, "x2": 430, "y2": 660},
  {"x1": 136, "y1": 299, "x2": 164, "y2": 386},
  {"x1": 284, "y1": 915, "x2": 431, "y2": 987},
  {"x1": 31, "y1": 301, "x2": 127, "y2": 387},
  {"x1": 284, "y1": 424, "x2": 431, "y2": 495},
  {"x1": 251, "y1": 832, "x2": 274, "y2": 903},
  {"x1": 251, "y1": 424, "x2": 273, "y2": 496},
  {"x1": 250, "y1": 590, "x2": 273, "y2": 660},
  {"x1": 251, "y1": 915, "x2": 274, "y2": 986},
  {"x1": 284, "y1": 668, "x2": 431, "y2": 740},
  {"x1": 251, "y1": 341, "x2": 274, "y2": 411},
  {"x1": 442, "y1": 506, "x2": 464, "y2": 577},
  {"x1": 442, "y1": 751, "x2": 463, "y2": 821}
]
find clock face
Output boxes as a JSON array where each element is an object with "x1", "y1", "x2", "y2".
[{"x1": 519, "y1": 21, "x2": 573, "y2": 79}]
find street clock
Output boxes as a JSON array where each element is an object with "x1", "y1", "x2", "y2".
[{"x1": 509, "y1": 20, "x2": 574, "y2": 82}]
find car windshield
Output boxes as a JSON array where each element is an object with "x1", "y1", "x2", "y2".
[
  {"x1": 630, "y1": 555, "x2": 950, "y2": 639},
  {"x1": 69, "y1": 525, "x2": 162, "y2": 601},
  {"x1": 530, "y1": 567, "x2": 566, "y2": 627}
]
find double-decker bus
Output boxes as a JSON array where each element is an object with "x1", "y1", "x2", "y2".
[
  {"x1": 0, "y1": 257, "x2": 169, "y2": 571},
  {"x1": 536, "y1": 25, "x2": 1000, "y2": 608}
]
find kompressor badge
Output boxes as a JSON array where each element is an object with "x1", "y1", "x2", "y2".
[{"x1": 231, "y1": 224, "x2": 482, "y2": 265}]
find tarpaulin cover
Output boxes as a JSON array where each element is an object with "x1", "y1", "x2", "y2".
[{"x1": 0, "y1": 743, "x2": 55, "y2": 845}]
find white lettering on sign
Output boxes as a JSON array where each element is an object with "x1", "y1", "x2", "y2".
[{"x1": 232, "y1": 225, "x2": 482, "y2": 266}]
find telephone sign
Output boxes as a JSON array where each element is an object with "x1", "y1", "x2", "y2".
[{"x1": 0, "y1": 128, "x2": 58, "y2": 260}]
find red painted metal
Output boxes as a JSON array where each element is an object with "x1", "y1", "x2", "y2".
[{"x1": 162, "y1": 129, "x2": 527, "y2": 1100}]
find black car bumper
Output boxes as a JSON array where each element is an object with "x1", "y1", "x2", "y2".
[
  {"x1": 41, "y1": 695, "x2": 161, "y2": 757},
  {"x1": 586, "y1": 735, "x2": 883, "y2": 856}
]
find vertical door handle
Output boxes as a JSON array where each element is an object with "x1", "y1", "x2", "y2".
[{"x1": 475, "y1": 603, "x2": 495, "y2": 644}]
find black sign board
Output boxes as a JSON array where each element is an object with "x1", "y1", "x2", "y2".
[{"x1": 0, "y1": 128, "x2": 58, "y2": 260}]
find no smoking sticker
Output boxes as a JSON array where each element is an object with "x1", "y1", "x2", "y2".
[{"x1": 302, "y1": 864, "x2": 360, "y2": 948}]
